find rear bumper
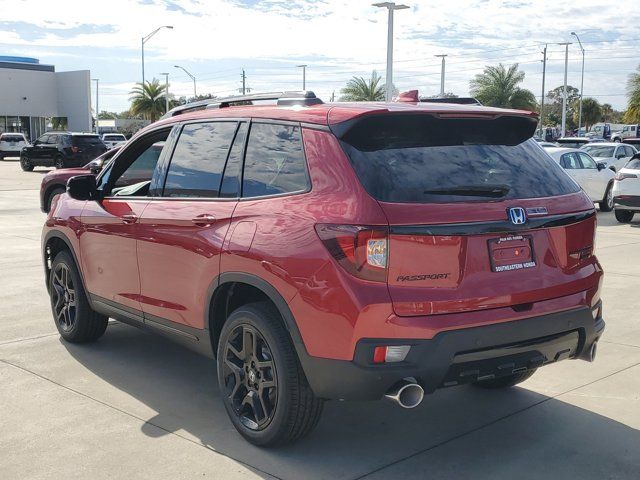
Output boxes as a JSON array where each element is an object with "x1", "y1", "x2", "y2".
[
  {"x1": 613, "y1": 195, "x2": 640, "y2": 210},
  {"x1": 300, "y1": 304, "x2": 604, "y2": 400}
]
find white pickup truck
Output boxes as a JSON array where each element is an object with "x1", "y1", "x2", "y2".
[{"x1": 101, "y1": 133, "x2": 127, "y2": 150}]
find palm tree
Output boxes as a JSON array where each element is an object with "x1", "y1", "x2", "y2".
[
  {"x1": 624, "y1": 65, "x2": 640, "y2": 123},
  {"x1": 470, "y1": 63, "x2": 537, "y2": 110},
  {"x1": 129, "y1": 79, "x2": 167, "y2": 122},
  {"x1": 576, "y1": 97, "x2": 602, "y2": 132},
  {"x1": 601, "y1": 103, "x2": 613, "y2": 122},
  {"x1": 339, "y1": 71, "x2": 385, "y2": 101}
]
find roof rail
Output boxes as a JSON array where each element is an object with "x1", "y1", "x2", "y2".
[{"x1": 160, "y1": 91, "x2": 322, "y2": 120}]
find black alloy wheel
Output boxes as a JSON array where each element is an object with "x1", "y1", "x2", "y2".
[
  {"x1": 51, "y1": 262, "x2": 77, "y2": 332},
  {"x1": 54, "y1": 155, "x2": 65, "y2": 169}
]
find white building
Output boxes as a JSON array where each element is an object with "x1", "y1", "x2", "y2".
[{"x1": 0, "y1": 56, "x2": 92, "y2": 140}]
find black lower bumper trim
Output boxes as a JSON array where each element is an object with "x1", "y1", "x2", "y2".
[
  {"x1": 299, "y1": 305, "x2": 604, "y2": 400},
  {"x1": 613, "y1": 196, "x2": 640, "y2": 209}
]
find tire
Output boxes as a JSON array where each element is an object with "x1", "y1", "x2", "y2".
[
  {"x1": 473, "y1": 369, "x2": 537, "y2": 389},
  {"x1": 49, "y1": 251, "x2": 108, "y2": 343},
  {"x1": 54, "y1": 155, "x2": 65, "y2": 169},
  {"x1": 615, "y1": 209, "x2": 635, "y2": 223},
  {"x1": 20, "y1": 155, "x2": 34, "y2": 171},
  {"x1": 46, "y1": 186, "x2": 66, "y2": 212},
  {"x1": 217, "y1": 302, "x2": 323, "y2": 447},
  {"x1": 599, "y1": 183, "x2": 614, "y2": 212},
  {"x1": 614, "y1": 138, "x2": 621, "y2": 143}
]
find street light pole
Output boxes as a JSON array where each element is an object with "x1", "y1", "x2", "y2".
[
  {"x1": 435, "y1": 54, "x2": 447, "y2": 96},
  {"x1": 174, "y1": 65, "x2": 197, "y2": 100},
  {"x1": 558, "y1": 42, "x2": 572, "y2": 137},
  {"x1": 540, "y1": 45, "x2": 547, "y2": 138},
  {"x1": 297, "y1": 64, "x2": 307, "y2": 90},
  {"x1": 160, "y1": 72, "x2": 169, "y2": 114},
  {"x1": 373, "y1": 2, "x2": 410, "y2": 102},
  {"x1": 141, "y1": 25, "x2": 173, "y2": 85},
  {"x1": 92, "y1": 78, "x2": 99, "y2": 134},
  {"x1": 572, "y1": 32, "x2": 585, "y2": 135}
]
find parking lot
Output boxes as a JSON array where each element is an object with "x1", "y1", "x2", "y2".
[{"x1": 1, "y1": 157, "x2": 639, "y2": 479}]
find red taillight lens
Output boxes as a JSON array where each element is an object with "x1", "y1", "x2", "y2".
[
  {"x1": 615, "y1": 172, "x2": 637, "y2": 181},
  {"x1": 71, "y1": 146, "x2": 79, "y2": 153},
  {"x1": 315, "y1": 224, "x2": 388, "y2": 282}
]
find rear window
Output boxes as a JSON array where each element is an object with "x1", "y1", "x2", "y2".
[
  {"x1": 582, "y1": 146, "x2": 615, "y2": 157},
  {"x1": 103, "y1": 134, "x2": 125, "y2": 141},
  {"x1": 0, "y1": 134, "x2": 25, "y2": 142},
  {"x1": 73, "y1": 135, "x2": 103, "y2": 146},
  {"x1": 340, "y1": 115, "x2": 580, "y2": 203}
]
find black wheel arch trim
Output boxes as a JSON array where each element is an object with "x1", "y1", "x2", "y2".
[{"x1": 42, "y1": 230, "x2": 87, "y2": 296}]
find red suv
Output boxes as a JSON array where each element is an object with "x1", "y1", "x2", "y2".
[{"x1": 42, "y1": 92, "x2": 604, "y2": 446}]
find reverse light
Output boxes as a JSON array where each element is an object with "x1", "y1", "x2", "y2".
[
  {"x1": 315, "y1": 224, "x2": 388, "y2": 282},
  {"x1": 614, "y1": 172, "x2": 637, "y2": 181},
  {"x1": 373, "y1": 345, "x2": 411, "y2": 363}
]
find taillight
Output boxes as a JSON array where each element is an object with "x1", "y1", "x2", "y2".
[
  {"x1": 70, "y1": 146, "x2": 79, "y2": 153},
  {"x1": 615, "y1": 172, "x2": 637, "y2": 181},
  {"x1": 315, "y1": 224, "x2": 388, "y2": 282}
]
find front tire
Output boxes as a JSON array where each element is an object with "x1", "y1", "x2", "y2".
[
  {"x1": 217, "y1": 302, "x2": 323, "y2": 447},
  {"x1": 46, "y1": 186, "x2": 66, "y2": 212},
  {"x1": 615, "y1": 209, "x2": 635, "y2": 223},
  {"x1": 473, "y1": 369, "x2": 537, "y2": 389},
  {"x1": 20, "y1": 155, "x2": 34, "y2": 171},
  {"x1": 49, "y1": 251, "x2": 108, "y2": 343},
  {"x1": 599, "y1": 183, "x2": 614, "y2": 212}
]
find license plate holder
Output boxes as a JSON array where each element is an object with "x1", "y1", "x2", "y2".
[{"x1": 488, "y1": 235, "x2": 536, "y2": 272}]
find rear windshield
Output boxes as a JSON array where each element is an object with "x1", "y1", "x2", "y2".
[
  {"x1": 582, "y1": 146, "x2": 615, "y2": 157},
  {"x1": 73, "y1": 135, "x2": 103, "y2": 146},
  {"x1": 340, "y1": 115, "x2": 580, "y2": 203},
  {"x1": 103, "y1": 135, "x2": 125, "y2": 141},
  {"x1": 0, "y1": 134, "x2": 25, "y2": 142}
]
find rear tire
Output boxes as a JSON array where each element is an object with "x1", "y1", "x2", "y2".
[
  {"x1": 599, "y1": 183, "x2": 614, "y2": 212},
  {"x1": 217, "y1": 302, "x2": 323, "y2": 447},
  {"x1": 473, "y1": 369, "x2": 537, "y2": 389},
  {"x1": 615, "y1": 209, "x2": 635, "y2": 223},
  {"x1": 46, "y1": 187, "x2": 66, "y2": 212},
  {"x1": 49, "y1": 251, "x2": 108, "y2": 343},
  {"x1": 20, "y1": 155, "x2": 34, "y2": 171},
  {"x1": 54, "y1": 155, "x2": 65, "y2": 169}
]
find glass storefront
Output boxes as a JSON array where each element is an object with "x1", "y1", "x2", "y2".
[{"x1": 0, "y1": 115, "x2": 51, "y2": 141}]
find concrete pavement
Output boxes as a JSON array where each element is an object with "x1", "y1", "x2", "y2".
[{"x1": 1, "y1": 159, "x2": 639, "y2": 479}]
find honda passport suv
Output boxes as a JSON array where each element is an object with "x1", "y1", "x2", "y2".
[{"x1": 42, "y1": 91, "x2": 605, "y2": 446}]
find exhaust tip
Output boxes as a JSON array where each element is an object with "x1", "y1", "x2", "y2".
[
  {"x1": 385, "y1": 379, "x2": 425, "y2": 409},
  {"x1": 588, "y1": 341, "x2": 598, "y2": 362}
]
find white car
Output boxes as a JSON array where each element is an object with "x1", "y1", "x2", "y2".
[
  {"x1": 101, "y1": 133, "x2": 127, "y2": 150},
  {"x1": 0, "y1": 132, "x2": 29, "y2": 160},
  {"x1": 612, "y1": 155, "x2": 640, "y2": 223},
  {"x1": 580, "y1": 143, "x2": 637, "y2": 172},
  {"x1": 544, "y1": 147, "x2": 616, "y2": 211}
]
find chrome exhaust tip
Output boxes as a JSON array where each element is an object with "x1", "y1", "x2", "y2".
[
  {"x1": 588, "y1": 341, "x2": 598, "y2": 362},
  {"x1": 385, "y1": 378, "x2": 424, "y2": 409}
]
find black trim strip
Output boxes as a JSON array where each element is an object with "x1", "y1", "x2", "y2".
[{"x1": 390, "y1": 211, "x2": 595, "y2": 236}]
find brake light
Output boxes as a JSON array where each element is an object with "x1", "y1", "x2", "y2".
[
  {"x1": 615, "y1": 172, "x2": 637, "y2": 181},
  {"x1": 70, "y1": 146, "x2": 79, "y2": 153},
  {"x1": 315, "y1": 224, "x2": 388, "y2": 282}
]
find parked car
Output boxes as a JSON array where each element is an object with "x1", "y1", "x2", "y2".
[
  {"x1": 101, "y1": 133, "x2": 127, "y2": 150},
  {"x1": 580, "y1": 142, "x2": 637, "y2": 172},
  {"x1": 612, "y1": 154, "x2": 640, "y2": 223},
  {"x1": 556, "y1": 137, "x2": 603, "y2": 149},
  {"x1": 611, "y1": 124, "x2": 639, "y2": 142},
  {"x1": 0, "y1": 132, "x2": 29, "y2": 160},
  {"x1": 587, "y1": 122, "x2": 625, "y2": 140},
  {"x1": 40, "y1": 147, "x2": 120, "y2": 213},
  {"x1": 537, "y1": 141, "x2": 558, "y2": 148},
  {"x1": 43, "y1": 91, "x2": 604, "y2": 447},
  {"x1": 20, "y1": 132, "x2": 107, "y2": 171},
  {"x1": 543, "y1": 147, "x2": 615, "y2": 210}
]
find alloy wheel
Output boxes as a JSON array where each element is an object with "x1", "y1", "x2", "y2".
[
  {"x1": 51, "y1": 263, "x2": 76, "y2": 332},
  {"x1": 222, "y1": 324, "x2": 278, "y2": 430},
  {"x1": 55, "y1": 156, "x2": 64, "y2": 169},
  {"x1": 606, "y1": 187, "x2": 614, "y2": 210}
]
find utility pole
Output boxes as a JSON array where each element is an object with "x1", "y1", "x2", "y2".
[
  {"x1": 572, "y1": 32, "x2": 585, "y2": 134},
  {"x1": 160, "y1": 72, "x2": 169, "y2": 114},
  {"x1": 373, "y1": 2, "x2": 410, "y2": 102},
  {"x1": 241, "y1": 69, "x2": 246, "y2": 95},
  {"x1": 141, "y1": 26, "x2": 173, "y2": 85},
  {"x1": 539, "y1": 45, "x2": 547, "y2": 138},
  {"x1": 558, "y1": 42, "x2": 572, "y2": 137},
  {"x1": 174, "y1": 65, "x2": 196, "y2": 100},
  {"x1": 297, "y1": 64, "x2": 307, "y2": 90},
  {"x1": 330, "y1": 91, "x2": 335, "y2": 102},
  {"x1": 92, "y1": 78, "x2": 99, "y2": 134},
  {"x1": 435, "y1": 54, "x2": 447, "y2": 96}
]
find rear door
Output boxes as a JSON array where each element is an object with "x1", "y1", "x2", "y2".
[
  {"x1": 137, "y1": 121, "x2": 243, "y2": 330},
  {"x1": 339, "y1": 114, "x2": 596, "y2": 317},
  {"x1": 577, "y1": 152, "x2": 606, "y2": 200}
]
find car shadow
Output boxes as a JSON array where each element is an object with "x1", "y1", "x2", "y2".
[{"x1": 63, "y1": 323, "x2": 640, "y2": 480}]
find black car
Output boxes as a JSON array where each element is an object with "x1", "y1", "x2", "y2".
[{"x1": 20, "y1": 132, "x2": 107, "y2": 171}]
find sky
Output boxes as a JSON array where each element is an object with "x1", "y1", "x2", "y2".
[{"x1": 1, "y1": 0, "x2": 639, "y2": 113}]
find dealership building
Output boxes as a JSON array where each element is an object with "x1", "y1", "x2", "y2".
[{"x1": 0, "y1": 56, "x2": 92, "y2": 141}]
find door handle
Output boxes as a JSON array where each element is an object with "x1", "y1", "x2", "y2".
[
  {"x1": 122, "y1": 214, "x2": 138, "y2": 224},
  {"x1": 191, "y1": 214, "x2": 216, "y2": 226}
]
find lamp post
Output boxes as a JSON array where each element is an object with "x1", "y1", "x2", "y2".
[
  {"x1": 92, "y1": 78, "x2": 99, "y2": 134},
  {"x1": 571, "y1": 32, "x2": 585, "y2": 135},
  {"x1": 373, "y1": 2, "x2": 410, "y2": 101},
  {"x1": 435, "y1": 54, "x2": 447, "y2": 96},
  {"x1": 160, "y1": 72, "x2": 169, "y2": 114},
  {"x1": 141, "y1": 25, "x2": 173, "y2": 85},
  {"x1": 558, "y1": 42, "x2": 572, "y2": 137},
  {"x1": 174, "y1": 65, "x2": 197, "y2": 100},
  {"x1": 297, "y1": 64, "x2": 307, "y2": 90}
]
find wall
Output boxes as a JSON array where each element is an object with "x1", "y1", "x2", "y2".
[
  {"x1": 0, "y1": 68, "x2": 58, "y2": 117},
  {"x1": 56, "y1": 70, "x2": 92, "y2": 132}
]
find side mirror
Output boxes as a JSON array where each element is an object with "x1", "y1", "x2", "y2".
[
  {"x1": 67, "y1": 175, "x2": 98, "y2": 201},
  {"x1": 596, "y1": 162, "x2": 606, "y2": 171}
]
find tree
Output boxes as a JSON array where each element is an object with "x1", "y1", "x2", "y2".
[
  {"x1": 544, "y1": 85, "x2": 580, "y2": 129},
  {"x1": 469, "y1": 63, "x2": 537, "y2": 110},
  {"x1": 575, "y1": 97, "x2": 601, "y2": 132},
  {"x1": 129, "y1": 79, "x2": 167, "y2": 122},
  {"x1": 624, "y1": 64, "x2": 640, "y2": 123},
  {"x1": 425, "y1": 92, "x2": 459, "y2": 99},
  {"x1": 601, "y1": 103, "x2": 613, "y2": 122},
  {"x1": 339, "y1": 71, "x2": 386, "y2": 101},
  {"x1": 98, "y1": 111, "x2": 119, "y2": 120}
]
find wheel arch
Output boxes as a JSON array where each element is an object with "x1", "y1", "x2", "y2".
[
  {"x1": 42, "y1": 231, "x2": 85, "y2": 295},
  {"x1": 43, "y1": 183, "x2": 66, "y2": 212}
]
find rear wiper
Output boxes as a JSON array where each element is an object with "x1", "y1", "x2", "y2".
[{"x1": 424, "y1": 185, "x2": 510, "y2": 198}]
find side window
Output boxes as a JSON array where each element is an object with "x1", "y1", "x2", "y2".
[
  {"x1": 578, "y1": 153, "x2": 597, "y2": 169},
  {"x1": 220, "y1": 122, "x2": 248, "y2": 198},
  {"x1": 36, "y1": 134, "x2": 49, "y2": 144},
  {"x1": 561, "y1": 153, "x2": 581, "y2": 169},
  {"x1": 625, "y1": 146, "x2": 635, "y2": 157},
  {"x1": 115, "y1": 142, "x2": 165, "y2": 190},
  {"x1": 47, "y1": 135, "x2": 58, "y2": 144},
  {"x1": 163, "y1": 122, "x2": 237, "y2": 198},
  {"x1": 242, "y1": 123, "x2": 309, "y2": 198}
]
